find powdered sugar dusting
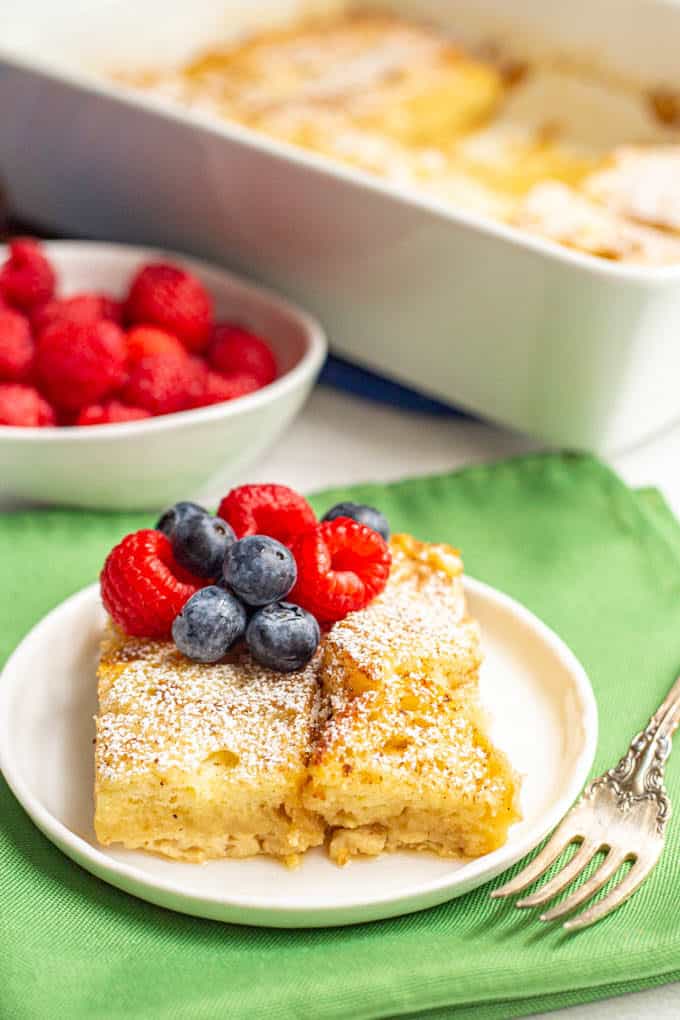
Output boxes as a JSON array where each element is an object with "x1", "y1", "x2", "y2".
[
  {"x1": 113, "y1": 12, "x2": 504, "y2": 214},
  {"x1": 95, "y1": 535, "x2": 474, "y2": 785},
  {"x1": 585, "y1": 145, "x2": 680, "y2": 233},
  {"x1": 512, "y1": 180, "x2": 680, "y2": 263},
  {"x1": 113, "y1": 10, "x2": 680, "y2": 266},
  {"x1": 96, "y1": 626, "x2": 322, "y2": 782},
  {"x1": 316, "y1": 678, "x2": 500, "y2": 798},
  {"x1": 323, "y1": 534, "x2": 480, "y2": 689},
  {"x1": 310, "y1": 535, "x2": 513, "y2": 804},
  {"x1": 124, "y1": 16, "x2": 446, "y2": 116}
]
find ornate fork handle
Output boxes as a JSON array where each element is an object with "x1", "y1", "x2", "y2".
[
  {"x1": 586, "y1": 675, "x2": 680, "y2": 835},
  {"x1": 493, "y1": 674, "x2": 680, "y2": 928}
]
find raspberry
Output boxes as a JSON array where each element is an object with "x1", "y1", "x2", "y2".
[
  {"x1": 36, "y1": 319, "x2": 128, "y2": 411},
  {"x1": 100, "y1": 529, "x2": 206, "y2": 639},
  {"x1": 0, "y1": 238, "x2": 56, "y2": 311},
  {"x1": 0, "y1": 383, "x2": 56, "y2": 427},
  {"x1": 55, "y1": 407, "x2": 80, "y2": 427},
  {"x1": 76, "y1": 400, "x2": 152, "y2": 426},
  {"x1": 32, "y1": 293, "x2": 123, "y2": 336},
  {"x1": 0, "y1": 307, "x2": 34, "y2": 381},
  {"x1": 126, "y1": 263, "x2": 213, "y2": 352},
  {"x1": 122, "y1": 352, "x2": 200, "y2": 415},
  {"x1": 289, "y1": 518, "x2": 391, "y2": 623},
  {"x1": 185, "y1": 356, "x2": 210, "y2": 406},
  {"x1": 218, "y1": 484, "x2": 316, "y2": 545},
  {"x1": 193, "y1": 369, "x2": 261, "y2": 407},
  {"x1": 100, "y1": 296, "x2": 124, "y2": 325},
  {"x1": 208, "y1": 324, "x2": 277, "y2": 386},
  {"x1": 126, "y1": 325, "x2": 187, "y2": 363}
]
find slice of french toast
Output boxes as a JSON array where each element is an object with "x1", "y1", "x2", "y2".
[
  {"x1": 304, "y1": 535, "x2": 521, "y2": 863},
  {"x1": 94, "y1": 623, "x2": 325, "y2": 866},
  {"x1": 305, "y1": 674, "x2": 520, "y2": 864}
]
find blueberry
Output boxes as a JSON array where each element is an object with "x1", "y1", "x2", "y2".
[
  {"x1": 223, "y1": 535, "x2": 297, "y2": 607},
  {"x1": 172, "y1": 513, "x2": 236, "y2": 578},
  {"x1": 322, "y1": 501, "x2": 390, "y2": 541},
  {"x1": 156, "y1": 501, "x2": 207, "y2": 540},
  {"x1": 246, "y1": 602, "x2": 320, "y2": 672},
  {"x1": 172, "y1": 586, "x2": 246, "y2": 663}
]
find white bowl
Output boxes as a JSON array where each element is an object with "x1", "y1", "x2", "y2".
[{"x1": 0, "y1": 242, "x2": 326, "y2": 510}]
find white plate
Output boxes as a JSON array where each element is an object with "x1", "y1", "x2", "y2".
[{"x1": 0, "y1": 579, "x2": 597, "y2": 928}]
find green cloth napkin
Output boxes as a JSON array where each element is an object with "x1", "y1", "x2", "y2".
[{"x1": 1, "y1": 453, "x2": 680, "y2": 1020}]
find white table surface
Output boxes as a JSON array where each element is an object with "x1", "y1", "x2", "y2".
[{"x1": 239, "y1": 384, "x2": 680, "y2": 1020}]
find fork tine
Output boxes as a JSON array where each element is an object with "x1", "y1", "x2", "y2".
[
  {"x1": 490, "y1": 822, "x2": 576, "y2": 899},
  {"x1": 563, "y1": 857, "x2": 655, "y2": 931},
  {"x1": 515, "y1": 840, "x2": 599, "y2": 908},
  {"x1": 539, "y1": 851, "x2": 627, "y2": 922}
]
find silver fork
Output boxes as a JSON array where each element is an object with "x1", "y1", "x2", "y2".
[{"x1": 491, "y1": 675, "x2": 680, "y2": 930}]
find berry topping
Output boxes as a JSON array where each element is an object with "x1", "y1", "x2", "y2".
[
  {"x1": 185, "y1": 355, "x2": 211, "y2": 406},
  {"x1": 32, "y1": 293, "x2": 122, "y2": 336},
  {"x1": 171, "y1": 512, "x2": 236, "y2": 579},
  {"x1": 223, "y1": 535, "x2": 297, "y2": 607},
  {"x1": 246, "y1": 602, "x2": 320, "y2": 672},
  {"x1": 194, "y1": 369, "x2": 261, "y2": 407},
  {"x1": 0, "y1": 383, "x2": 56, "y2": 427},
  {"x1": 322, "y1": 501, "x2": 390, "y2": 541},
  {"x1": 36, "y1": 319, "x2": 128, "y2": 411},
  {"x1": 245, "y1": 599, "x2": 320, "y2": 673},
  {"x1": 75, "y1": 400, "x2": 152, "y2": 426},
  {"x1": 208, "y1": 324, "x2": 277, "y2": 386},
  {"x1": 218, "y1": 483, "x2": 316, "y2": 545},
  {"x1": 155, "y1": 501, "x2": 208, "y2": 540},
  {"x1": 0, "y1": 239, "x2": 56, "y2": 312},
  {"x1": 122, "y1": 352, "x2": 198, "y2": 416},
  {"x1": 99, "y1": 296, "x2": 125, "y2": 325},
  {"x1": 100, "y1": 529, "x2": 205, "y2": 639},
  {"x1": 172, "y1": 585, "x2": 247, "y2": 663},
  {"x1": 0, "y1": 306, "x2": 34, "y2": 382},
  {"x1": 126, "y1": 325, "x2": 187, "y2": 363},
  {"x1": 289, "y1": 518, "x2": 391, "y2": 623},
  {"x1": 125, "y1": 262, "x2": 213, "y2": 352}
]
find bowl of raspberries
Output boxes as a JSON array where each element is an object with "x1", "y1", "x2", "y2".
[{"x1": 0, "y1": 239, "x2": 326, "y2": 509}]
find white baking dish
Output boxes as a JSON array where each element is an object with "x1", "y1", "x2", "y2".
[{"x1": 2, "y1": 0, "x2": 680, "y2": 451}]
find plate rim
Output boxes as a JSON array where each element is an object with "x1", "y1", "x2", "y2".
[{"x1": 0, "y1": 580, "x2": 598, "y2": 928}]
